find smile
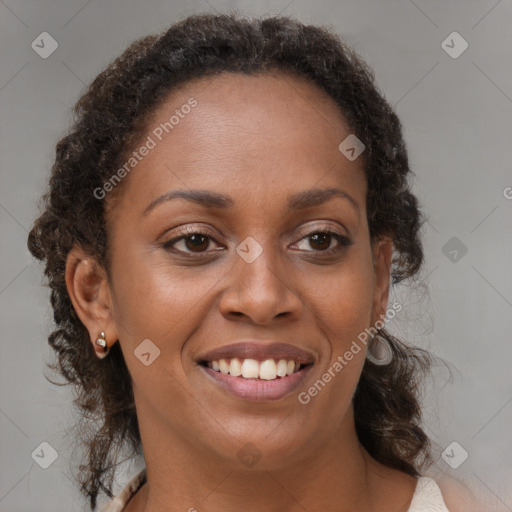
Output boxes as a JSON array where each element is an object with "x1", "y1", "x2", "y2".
[
  {"x1": 206, "y1": 357, "x2": 302, "y2": 380},
  {"x1": 196, "y1": 341, "x2": 315, "y2": 401},
  {"x1": 198, "y1": 360, "x2": 314, "y2": 401}
]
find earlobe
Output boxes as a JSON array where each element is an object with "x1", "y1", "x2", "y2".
[
  {"x1": 371, "y1": 236, "x2": 394, "y2": 322},
  {"x1": 65, "y1": 246, "x2": 118, "y2": 358}
]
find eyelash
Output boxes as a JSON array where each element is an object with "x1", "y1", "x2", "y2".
[{"x1": 161, "y1": 226, "x2": 352, "y2": 257}]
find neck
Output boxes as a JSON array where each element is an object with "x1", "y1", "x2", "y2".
[{"x1": 129, "y1": 405, "x2": 408, "y2": 512}]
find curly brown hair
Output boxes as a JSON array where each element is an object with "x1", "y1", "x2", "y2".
[{"x1": 27, "y1": 11, "x2": 436, "y2": 510}]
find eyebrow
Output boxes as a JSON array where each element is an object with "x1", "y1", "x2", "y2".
[{"x1": 142, "y1": 187, "x2": 360, "y2": 217}]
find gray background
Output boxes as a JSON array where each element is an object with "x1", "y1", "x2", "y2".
[{"x1": 1, "y1": 0, "x2": 511, "y2": 510}]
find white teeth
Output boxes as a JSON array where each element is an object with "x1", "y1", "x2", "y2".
[
  {"x1": 219, "y1": 359, "x2": 230, "y2": 374},
  {"x1": 241, "y1": 358, "x2": 259, "y2": 378},
  {"x1": 259, "y1": 359, "x2": 277, "y2": 380},
  {"x1": 209, "y1": 357, "x2": 305, "y2": 380},
  {"x1": 276, "y1": 359, "x2": 288, "y2": 377},
  {"x1": 229, "y1": 357, "x2": 242, "y2": 377}
]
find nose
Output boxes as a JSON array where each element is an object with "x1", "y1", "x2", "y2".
[{"x1": 218, "y1": 244, "x2": 303, "y2": 325}]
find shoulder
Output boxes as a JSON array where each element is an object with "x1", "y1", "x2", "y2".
[
  {"x1": 407, "y1": 476, "x2": 451, "y2": 511},
  {"x1": 436, "y1": 474, "x2": 488, "y2": 512}
]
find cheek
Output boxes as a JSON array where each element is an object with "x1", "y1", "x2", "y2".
[
  {"x1": 108, "y1": 249, "x2": 217, "y2": 415},
  {"x1": 109, "y1": 247, "x2": 223, "y2": 343},
  {"x1": 307, "y1": 260, "x2": 375, "y2": 348},
  {"x1": 301, "y1": 278, "x2": 371, "y2": 421},
  {"x1": 299, "y1": 250, "x2": 374, "y2": 407}
]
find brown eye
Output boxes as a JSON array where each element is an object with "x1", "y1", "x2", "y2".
[
  {"x1": 294, "y1": 230, "x2": 351, "y2": 253},
  {"x1": 308, "y1": 232, "x2": 332, "y2": 251},
  {"x1": 183, "y1": 234, "x2": 210, "y2": 252},
  {"x1": 162, "y1": 229, "x2": 221, "y2": 255}
]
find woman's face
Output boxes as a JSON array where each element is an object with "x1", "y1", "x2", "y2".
[{"x1": 102, "y1": 71, "x2": 392, "y2": 469}]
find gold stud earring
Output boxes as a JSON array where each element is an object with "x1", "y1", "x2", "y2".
[{"x1": 95, "y1": 331, "x2": 109, "y2": 359}]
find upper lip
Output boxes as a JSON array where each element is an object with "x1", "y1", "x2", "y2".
[{"x1": 197, "y1": 341, "x2": 316, "y2": 365}]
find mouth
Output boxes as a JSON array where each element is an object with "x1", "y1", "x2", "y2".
[
  {"x1": 200, "y1": 357, "x2": 309, "y2": 379},
  {"x1": 196, "y1": 342, "x2": 315, "y2": 401}
]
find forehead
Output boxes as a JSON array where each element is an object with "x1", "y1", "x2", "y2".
[
  {"x1": 109, "y1": 70, "x2": 367, "y2": 220},
  {"x1": 150, "y1": 70, "x2": 354, "y2": 159}
]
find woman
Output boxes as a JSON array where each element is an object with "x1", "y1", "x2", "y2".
[{"x1": 27, "y1": 12, "x2": 476, "y2": 512}]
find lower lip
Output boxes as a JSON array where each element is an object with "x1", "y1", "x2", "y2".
[{"x1": 200, "y1": 365, "x2": 313, "y2": 401}]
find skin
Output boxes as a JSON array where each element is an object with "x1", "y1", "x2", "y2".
[{"x1": 65, "y1": 70, "x2": 423, "y2": 511}]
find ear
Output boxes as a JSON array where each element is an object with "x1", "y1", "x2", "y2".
[
  {"x1": 65, "y1": 246, "x2": 118, "y2": 358},
  {"x1": 370, "y1": 235, "x2": 393, "y2": 325}
]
